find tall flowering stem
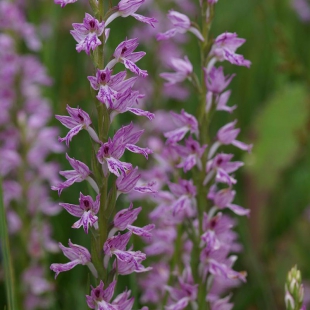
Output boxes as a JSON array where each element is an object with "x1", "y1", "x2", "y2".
[
  {"x1": 139, "y1": 0, "x2": 252, "y2": 308},
  {"x1": 0, "y1": 1, "x2": 62, "y2": 308},
  {"x1": 52, "y1": 0, "x2": 157, "y2": 308}
]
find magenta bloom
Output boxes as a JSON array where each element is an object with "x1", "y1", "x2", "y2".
[
  {"x1": 209, "y1": 295, "x2": 233, "y2": 310},
  {"x1": 116, "y1": 250, "x2": 152, "y2": 275},
  {"x1": 59, "y1": 193, "x2": 100, "y2": 233},
  {"x1": 160, "y1": 56, "x2": 193, "y2": 86},
  {"x1": 86, "y1": 280, "x2": 135, "y2": 310},
  {"x1": 97, "y1": 123, "x2": 152, "y2": 177},
  {"x1": 204, "y1": 153, "x2": 244, "y2": 186},
  {"x1": 51, "y1": 153, "x2": 98, "y2": 195},
  {"x1": 210, "y1": 32, "x2": 251, "y2": 67},
  {"x1": 166, "y1": 267, "x2": 198, "y2": 310},
  {"x1": 70, "y1": 13, "x2": 105, "y2": 54},
  {"x1": 116, "y1": 167, "x2": 156, "y2": 195},
  {"x1": 199, "y1": 213, "x2": 247, "y2": 283},
  {"x1": 168, "y1": 179, "x2": 197, "y2": 217},
  {"x1": 109, "y1": 203, "x2": 155, "y2": 239},
  {"x1": 205, "y1": 66, "x2": 235, "y2": 94},
  {"x1": 206, "y1": 90, "x2": 237, "y2": 113},
  {"x1": 139, "y1": 263, "x2": 170, "y2": 304},
  {"x1": 105, "y1": 0, "x2": 157, "y2": 27},
  {"x1": 209, "y1": 187, "x2": 250, "y2": 216},
  {"x1": 88, "y1": 68, "x2": 137, "y2": 106},
  {"x1": 216, "y1": 120, "x2": 253, "y2": 152},
  {"x1": 50, "y1": 240, "x2": 97, "y2": 278},
  {"x1": 54, "y1": 0, "x2": 77, "y2": 7},
  {"x1": 103, "y1": 232, "x2": 151, "y2": 275},
  {"x1": 174, "y1": 136, "x2": 207, "y2": 172},
  {"x1": 56, "y1": 105, "x2": 100, "y2": 146},
  {"x1": 113, "y1": 203, "x2": 142, "y2": 231},
  {"x1": 109, "y1": 88, "x2": 154, "y2": 121},
  {"x1": 107, "y1": 38, "x2": 148, "y2": 77},
  {"x1": 157, "y1": 10, "x2": 204, "y2": 41},
  {"x1": 164, "y1": 109, "x2": 199, "y2": 144}
]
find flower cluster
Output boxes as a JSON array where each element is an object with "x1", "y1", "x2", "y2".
[
  {"x1": 51, "y1": 0, "x2": 157, "y2": 308},
  {"x1": 135, "y1": 1, "x2": 251, "y2": 308},
  {"x1": 0, "y1": 2, "x2": 62, "y2": 309}
]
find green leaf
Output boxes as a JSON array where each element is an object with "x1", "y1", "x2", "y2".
[
  {"x1": 0, "y1": 179, "x2": 17, "y2": 310},
  {"x1": 244, "y1": 83, "x2": 309, "y2": 191}
]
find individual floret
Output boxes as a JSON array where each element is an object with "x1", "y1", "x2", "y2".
[
  {"x1": 50, "y1": 240, "x2": 97, "y2": 278},
  {"x1": 59, "y1": 193, "x2": 100, "y2": 233},
  {"x1": 157, "y1": 10, "x2": 204, "y2": 41},
  {"x1": 70, "y1": 13, "x2": 106, "y2": 54}
]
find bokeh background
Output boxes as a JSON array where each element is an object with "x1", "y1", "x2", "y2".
[{"x1": 1, "y1": 0, "x2": 310, "y2": 309}]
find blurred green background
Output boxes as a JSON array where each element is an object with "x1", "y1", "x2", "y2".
[{"x1": 2, "y1": 0, "x2": 310, "y2": 309}]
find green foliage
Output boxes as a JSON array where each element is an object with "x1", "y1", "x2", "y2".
[
  {"x1": 245, "y1": 83, "x2": 309, "y2": 191},
  {"x1": 0, "y1": 180, "x2": 17, "y2": 310}
]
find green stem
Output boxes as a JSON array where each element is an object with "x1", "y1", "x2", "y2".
[
  {"x1": 194, "y1": 2, "x2": 215, "y2": 309},
  {"x1": 0, "y1": 180, "x2": 18, "y2": 310}
]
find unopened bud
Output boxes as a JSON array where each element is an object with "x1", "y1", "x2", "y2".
[{"x1": 285, "y1": 265, "x2": 304, "y2": 310}]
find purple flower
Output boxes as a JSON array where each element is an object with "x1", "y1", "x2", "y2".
[
  {"x1": 164, "y1": 110, "x2": 199, "y2": 144},
  {"x1": 86, "y1": 281, "x2": 134, "y2": 310},
  {"x1": 209, "y1": 187, "x2": 250, "y2": 216},
  {"x1": 59, "y1": 193, "x2": 100, "y2": 233},
  {"x1": 204, "y1": 153, "x2": 244, "y2": 186},
  {"x1": 104, "y1": 231, "x2": 132, "y2": 257},
  {"x1": 113, "y1": 203, "x2": 142, "y2": 231},
  {"x1": 157, "y1": 10, "x2": 204, "y2": 41},
  {"x1": 86, "y1": 281, "x2": 118, "y2": 310},
  {"x1": 54, "y1": 0, "x2": 77, "y2": 7},
  {"x1": 126, "y1": 224, "x2": 154, "y2": 239},
  {"x1": 70, "y1": 13, "x2": 105, "y2": 55},
  {"x1": 97, "y1": 123, "x2": 152, "y2": 177},
  {"x1": 205, "y1": 66, "x2": 235, "y2": 94},
  {"x1": 174, "y1": 136, "x2": 207, "y2": 172},
  {"x1": 160, "y1": 56, "x2": 193, "y2": 86},
  {"x1": 0, "y1": 149, "x2": 21, "y2": 176},
  {"x1": 88, "y1": 68, "x2": 137, "y2": 106},
  {"x1": 202, "y1": 256, "x2": 247, "y2": 283},
  {"x1": 115, "y1": 250, "x2": 152, "y2": 275},
  {"x1": 139, "y1": 263, "x2": 170, "y2": 304},
  {"x1": 206, "y1": 90, "x2": 237, "y2": 113},
  {"x1": 109, "y1": 88, "x2": 155, "y2": 121},
  {"x1": 56, "y1": 105, "x2": 100, "y2": 146},
  {"x1": 107, "y1": 38, "x2": 148, "y2": 77},
  {"x1": 210, "y1": 32, "x2": 251, "y2": 67},
  {"x1": 105, "y1": 0, "x2": 157, "y2": 27},
  {"x1": 168, "y1": 179, "x2": 197, "y2": 217},
  {"x1": 216, "y1": 120, "x2": 253, "y2": 152},
  {"x1": 199, "y1": 213, "x2": 246, "y2": 283},
  {"x1": 144, "y1": 225, "x2": 176, "y2": 257},
  {"x1": 22, "y1": 266, "x2": 54, "y2": 297},
  {"x1": 209, "y1": 295, "x2": 233, "y2": 310},
  {"x1": 103, "y1": 231, "x2": 151, "y2": 274},
  {"x1": 166, "y1": 266, "x2": 198, "y2": 310},
  {"x1": 86, "y1": 280, "x2": 136, "y2": 310},
  {"x1": 51, "y1": 153, "x2": 99, "y2": 195},
  {"x1": 116, "y1": 167, "x2": 156, "y2": 195},
  {"x1": 109, "y1": 203, "x2": 155, "y2": 238},
  {"x1": 50, "y1": 240, "x2": 97, "y2": 278}
]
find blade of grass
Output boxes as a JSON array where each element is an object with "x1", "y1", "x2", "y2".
[{"x1": 0, "y1": 179, "x2": 17, "y2": 310}]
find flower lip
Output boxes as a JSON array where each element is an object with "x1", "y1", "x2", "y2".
[{"x1": 89, "y1": 20, "x2": 95, "y2": 29}]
